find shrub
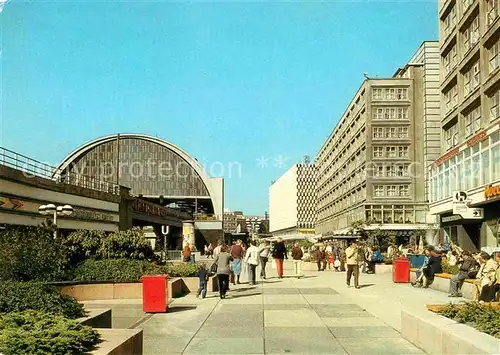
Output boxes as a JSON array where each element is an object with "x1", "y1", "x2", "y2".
[
  {"x1": 441, "y1": 259, "x2": 459, "y2": 275},
  {"x1": 72, "y1": 259, "x2": 199, "y2": 282},
  {"x1": 63, "y1": 229, "x2": 158, "y2": 262},
  {"x1": 0, "y1": 281, "x2": 84, "y2": 319},
  {"x1": 0, "y1": 310, "x2": 100, "y2": 355},
  {"x1": 437, "y1": 302, "x2": 500, "y2": 338},
  {"x1": 0, "y1": 225, "x2": 68, "y2": 281}
]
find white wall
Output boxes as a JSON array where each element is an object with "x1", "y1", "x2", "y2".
[{"x1": 269, "y1": 165, "x2": 298, "y2": 232}]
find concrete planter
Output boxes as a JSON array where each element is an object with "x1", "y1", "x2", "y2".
[
  {"x1": 401, "y1": 308, "x2": 499, "y2": 355},
  {"x1": 91, "y1": 329, "x2": 143, "y2": 355},
  {"x1": 375, "y1": 264, "x2": 393, "y2": 274},
  {"x1": 78, "y1": 308, "x2": 112, "y2": 329},
  {"x1": 409, "y1": 270, "x2": 475, "y2": 299}
]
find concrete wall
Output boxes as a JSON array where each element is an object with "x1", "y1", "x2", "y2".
[{"x1": 269, "y1": 165, "x2": 298, "y2": 232}]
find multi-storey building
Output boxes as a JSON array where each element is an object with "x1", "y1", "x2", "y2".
[
  {"x1": 316, "y1": 42, "x2": 441, "y2": 241},
  {"x1": 269, "y1": 163, "x2": 316, "y2": 239},
  {"x1": 430, "y1": 0, "x2": 500, "y2": 251}
]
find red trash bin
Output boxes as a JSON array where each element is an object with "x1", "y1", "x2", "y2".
[
  {"x1": 142, "y1": 275, "x2": 168, "y2": 313},
  {"x1": 393, "y1": 257, "x2": 410, "y2": 283}
]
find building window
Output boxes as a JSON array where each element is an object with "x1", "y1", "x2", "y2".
[
  {"x1": 464, "y1": 62, "x2": 480, "y2": 97},
  {"x1": 397, "y1": 107, "x2": 409, "y2": 119},
  {"x1": 386, "y1": 165, "x2": 397, "y2": 177},
  {"x1": 372, "y1": 88, "x2": 408, "y2": 101},
  {"x1": 372, "y1": 88, "x2": 382, "y2": 100},
  {"x1": 398, "y1": 146, "x2": 409, "y2": 158},
  {"x1": 387, "y1": 185, "x2": 397, "y2": 197},
  {"x1": 373, "y1": 147, "x2": 384, "y2": 158},
  {"x1": 465, "y1": 106, "x2": 481, "y2": 137},
  {"x1": 489, "y1": 40, "x2": 499, "y2": 73},
  {"x1": 397, "y1": 88, "x2": 408, "y2": 100},
  {"x1": 399, "y1": 185, "x2": 409, "y2": 196},
  {"x1": 490, "y1": 90, "x2": 500, "y2": 122},
  {"x1": 374, "y1": 166, "x2": 384, "y2": 177},
  {"x1": 442, "y1": 6, "x2": 457, "y2": 38},
  {"x1": 487, "y1": 0, "x2": 499, "y2": 26},
  {"x1": 463, "y1": 16, "x2": 480, "y2": 53},
  {"x1": 444, "y1": 85, "x2": 458, "y2": 113},
  {"x1": 386, "y1": 146, "x2": 397, "y2": 158},
  {"x1": 397, "y1": 165, "x2": 409, "y2": 177},
  {"x1": 387, "y1": 127, "x2": 397, "y2": 138},
  {"x1": 384, "y1": 108, "x2": 396, "y2": 119},
  {"x1": 463, "y1": 0, "x2": 474, "y2": 12},
  {"x1": 373, "y1": 127, "x2": 384, "y2": 138},
  {"x1": 374, "y1": 185, "x2": 384, "y2": 197},
  {"x1": 374, "y1": 108, "x2": 384, "y2": 119},
  {"x1": 443, "y1": 45, "x2": 458, "y2": 76},
  {"x1": 398, "y1": 127, "x2": 409, "y2": 138},
  {"x1": 444, "y1": 124, "x2": 459, "y2": 150}
]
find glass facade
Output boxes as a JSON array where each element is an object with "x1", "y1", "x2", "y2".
[
  {"x1": 65, "y1": 137, "x2": 210, "y2": 197},
  {"x1": 430, "y1": 130, "x2": 500, "y2": 202}
]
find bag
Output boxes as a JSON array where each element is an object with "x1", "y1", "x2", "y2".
[
  {"x1": 334, "y1": 260, "x2": 341, "y2": 268},
  {"x1": 467, "y1": 263, "x2": 479, "y2": 279},
  {"x1": 210, "y1": 262, "x2": 218, "y2": 273}
]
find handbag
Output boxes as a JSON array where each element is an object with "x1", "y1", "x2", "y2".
[{"x1": 210, "y1": 262, "x2": 218, "y2": 273}]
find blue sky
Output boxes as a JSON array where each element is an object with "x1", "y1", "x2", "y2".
[{"x1": 0, "y1": 0, "x2": 437, "y2": 215}]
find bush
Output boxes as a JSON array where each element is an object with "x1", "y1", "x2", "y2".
[
  {"x1": 441, "y1": 259, "x2": 459, "y2": 275},
  {"x1": 73, "y1": 259, "x2": 199, "y2": 282},
  {"x1": 63, "y1": 229, "x2": 158, "y2": 262},
  {"x1": 0, "y1": 310, "x2": 100, "y2": 355},
  {"x1": 437, "y1": 302, "x2": 500, "y2": 338},
  {"x1": 0, "y1": 225, "x2": 68, "y2": 281},
  {"x1": 0, "y1": 281, "x2": 84, "y2": 319}
]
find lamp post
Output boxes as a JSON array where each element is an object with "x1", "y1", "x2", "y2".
[
  {"x1": 38, "y1": 204, "x2": 74, "y2": 238},
  {"x1": 246, "y1": 217, "x2": 262, "y2": 243}
]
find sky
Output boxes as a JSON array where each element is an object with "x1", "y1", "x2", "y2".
[{"x1": 0, "y1": 0, "x2": 438, "y2": 215}]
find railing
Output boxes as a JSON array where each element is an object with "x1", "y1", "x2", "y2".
[
  {"x1": 165, "y1": 250, "x2": 182, "y2": 261},
  {"x1": 0, "y1": 147, "x2": 121, "y2": 195}
]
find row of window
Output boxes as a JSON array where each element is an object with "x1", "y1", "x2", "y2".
[
  {"x1": 373, "y1": 164, "x2": 409, "y2": 178},
  {"x1": 373, "y1": 107, "x2": 409, "y2": 120},
  {"x1": 372, "y1": 88, "x2": 409, "y2": 101},
  {"x1": 431, "y1": 130, "x2": 500, "y2": 202},
  {"x1": 373, "y1": 146, "x2": 409, "y2": 159},
  {"x1": 365, "y1": 205, "x2": 426, "y2": 224},
  {"x1": 443, "y1": 90, "x2": 500, "y2": 151},
  {"x1": 373, "y1": 185, "x2": 411, "y2": 197},
  {"x1": 442, "y1": 1, "x2": 498, "y2": 41},
  {"x1": 373, "y1": 127, "x2": 409, "y2": 139}
]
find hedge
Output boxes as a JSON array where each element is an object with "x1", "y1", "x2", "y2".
[
  {"x1": 0, "y1": 310, "x2": 100, "y2": 355},
  {"x1": 438, "y1": 302, "x2": 500, "y2": 338},
  {"x1": 72, "y1": 259, "x2": 199, "y2": 282},
  {"x1": 0, "y1": 281, "x2": 85, "y2": 319}
]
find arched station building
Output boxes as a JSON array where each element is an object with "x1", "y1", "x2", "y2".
[{"x1": 56, "y1": 134, "x2": 224, "y2": 249}]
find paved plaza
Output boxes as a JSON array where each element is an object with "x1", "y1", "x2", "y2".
[{"x1": 136, "y1": 261, "x2": 457, "y2": 355}]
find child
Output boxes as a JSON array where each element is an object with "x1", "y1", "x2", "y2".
[
  {"x1": 196, "y1": 264, "x2": 213, "y2": 298},
  {"x1": 327, "y1": 252, "x2": 334, "y2": 270}
]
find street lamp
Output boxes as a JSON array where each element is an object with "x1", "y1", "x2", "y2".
[
  {"x1": 38, "y1": 204, "x2": 74, "y2": 238},
  {"x1": 246, "y1": 217, "x2": 262, "y2": 243}
]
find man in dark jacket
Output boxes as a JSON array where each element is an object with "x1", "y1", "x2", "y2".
[
  {"x1": 314, "y1": 246, "x2": 327, "y2": 271},
  {"x1": 272, "y1": 238, "x2": 287, "y2": 278},
  {"x1": 291, "y1": 243, "x2": 304, "y2": 278},
  {"x1": 423, "y1": 249, "x2": 443, "y2": 288},
  {"x1": 448, "y1": 250, "x2": 477, "y2": 297}
]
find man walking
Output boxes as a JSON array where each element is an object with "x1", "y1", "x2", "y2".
[
  {"x1": 346, "y1": 240, "x2": 360, "y2": 289},
  {"x1": 291, "y1": 243, "x2": 303, "y2": 278}
]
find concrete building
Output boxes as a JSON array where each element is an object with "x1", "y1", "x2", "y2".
[
  {"x1": 269, "y1": 163, "x2": 316, "y2": 239},
  {"x1": 316, "y1": 42, "x2": 441, "y2": 242},
  {"x1": 429, "y1": 0, "x2": 500, "y2": 251}
]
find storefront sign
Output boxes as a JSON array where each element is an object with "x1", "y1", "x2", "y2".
[
  {"x1": 484, "y1": 184, "x2": 500, "y2": 199},
  {"x1": 466, "y1": 130, "x2": 487, "y2": 147},
  {"x1": 442, "y1": 215, "x2": 463, "y2": 223},
  {"x1": 434, "y1": 147, "x2": 459, "y2": 166}
]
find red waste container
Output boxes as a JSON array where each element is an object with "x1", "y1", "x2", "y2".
[
  {"x1": 142, "y1": 275, "x2": 168, "y2": 313},
  {"x1": 393, "y1": 257, "x2": 410, "y2": 283}
]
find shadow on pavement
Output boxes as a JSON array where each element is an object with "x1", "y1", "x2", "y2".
[
  {"x1": 358, "y1": 284, "x2": 375, "y2": 288},
  {"x1": 226, "y1": 292, "x2": 262, "y2": 299},
  {"x1": 167, "y1": 306, "x2": 198, "y2": 313}
]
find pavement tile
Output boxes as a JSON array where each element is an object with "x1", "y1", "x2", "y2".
[
  {"x1": 221, "y1": 295, "x2": 263, "y2": 304},
  {"x1": 329, "y1": 326, "x2": 401, "y2": 338},
  {"x1": 302, "y1": 294, "x2": 354, "y2": 304},
  {"x1": 263, "y1": 304, "x2": 311, "y2": 310},
  {"x1": 264, "y1": 309, "x2": 323, "y2": 327},
  {"x1": 262, "y1": 287, "x2": 300, "y2": 295},
  {"x1": 322, "y1": 317, "x2": 387, "y2": 327},
  {"x1": 311, "y1": 304, "x2": 374, "y2": 318},
  {"x1": 265, "y1": 336, "x2": 347, "y2": 354},
  {"x1": 336, "y1": 337, "x2": 424, "y2": 354},
  {"x1": 298, "y1": 287, "x2": 339, "y2": 295},
  {"x1": 204, "y1": 312, "x2": 263, "y2": 327},
  {"x1": 196, "y1": 325, "x2": 264, "y2": 338},
  {"x1": 183, "y1": 337, "x2": 264, "y2": 354},
  {"x1": 264, "y1": 326, "x2": 333, "y2": 339},
  {"x1": 263, "y1": 295, "x2": 307, "y2": 304},
  {"x1": 143, "y1": 336, "x2": 190, "y2": 354}
]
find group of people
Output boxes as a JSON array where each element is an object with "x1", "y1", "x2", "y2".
[{"x1": 412, "y1": 246, "x2": 500, "y2": 302}]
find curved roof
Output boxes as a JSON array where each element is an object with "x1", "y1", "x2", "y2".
[{"x1": 56, "y1": 133, "x2": 217, "y2": 199}]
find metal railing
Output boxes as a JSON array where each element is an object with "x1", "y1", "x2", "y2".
[
  {"x1": 165, "y1": 250, "x2": 183, "y2": 261},
  {"x1": 0, "y1": 147, "x2": 121, "y2": 195}
]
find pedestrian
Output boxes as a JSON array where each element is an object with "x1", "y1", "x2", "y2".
[
  {"x1": 258, "y1": 240, "x2": 271, "y2": 279},
  {"x1": 314, "y1": 246, "x2": 327, "y2": 271},
  {"x1": 245, "y1": 241, "x2": 260, "y2": 285},
  {"x1": 479, "y1": 252, "x2": 500, "y2": 302},
  {"x1": 214, "y1": 245, "x2": 233, "y2": 299},
  {"x1": 182, "y1": 244, "x2": 191, "y2": 263},
  {"x1": 196, "y1": 263, "x2": 212, "y2": 299},
  {"x1": 213, "y1": 240, "x2": 223, "y2": 259},
  {"x1": 230, "y1": 240, "x2": 245, "y2": 285},
  {"x1": 346, "y1": 240, "x2": 360, "y2": 289},
  {"x1": 475, "y1": 252, "x2": 498, "y2": 301},
  {"x1": 448, "y1": 250, "x2": 478, "y2": 297},
  {"x1": 327, "y1": 252, "x2": 334, "y2": 270},
  {"x1": 291, "y1": 243, "x2": 303, "y2": 278},
  {"x1": 272, "y1": 238, "x2": 288, "y2": 279}
]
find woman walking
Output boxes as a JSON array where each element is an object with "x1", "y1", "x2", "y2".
[
  {"x1": 245, "y1": 241, "x2": 260, "y2": 285},
  {"x1": 272, "y1": 238, "x2": 288, "y2": 279},
  {"x1": 258, "y1": 240, "x2": 271, "y2": 279},
  {"x1": 214, "y1": 245, "x2": 233, "y2": 299}
]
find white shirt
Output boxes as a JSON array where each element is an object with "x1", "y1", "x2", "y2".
[{"x1": 245, "y1": 245, "x2": 260, "y2": 265}]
